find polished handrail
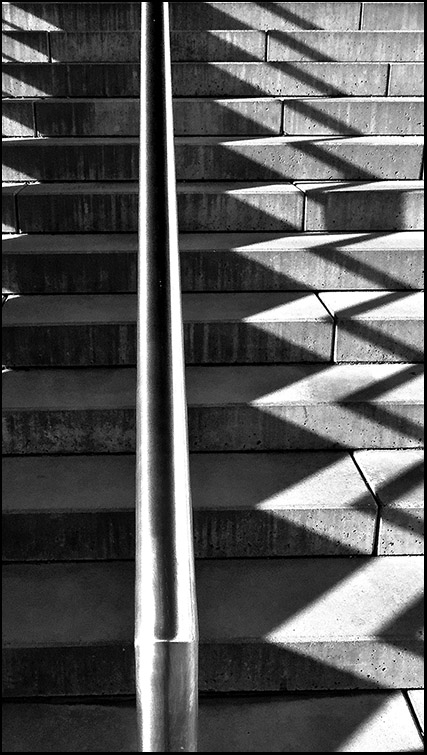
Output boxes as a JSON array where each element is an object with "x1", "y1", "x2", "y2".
[{"x1": 135, "y1": 3, "x2": 198, "y2": 751}]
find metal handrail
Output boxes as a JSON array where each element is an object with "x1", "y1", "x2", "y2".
[{"x1": 135, "y1": 3, "x2": 198, "y2": 751}]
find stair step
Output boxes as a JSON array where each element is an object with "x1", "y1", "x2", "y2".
[
  {"x1": 0, "y1": 3, "x2": 362, "y2": 33},
  {"x1": 2, "y1": 692, "x2": 424, "y2": 752},
  {"x1": 2, "y1": 2, "x2": 424, "y2": 33},
  {"x1": 5, "y1": 181, "x2": 424, "y2": 234},
  {"x1": 6, "y1": 182, "x2": 307, "y2": 234},
  {"x1": 2, "y1": 451, "x2": 380, "y2": 560},
  {"x1": 3, "y1": 232, "x2": 424, "y2": 294},
  {"x1": 267, "y1": 31, "x2": 424, "y2": 62},
  {"x1": 2, "y1": 364, "x2": 423, "y2": 454},
  {"x1": 3, "y1": 136, "x2": 424, "y2": 183},
  {"x1": 3, "y1": 292, "x2": 424, "y2": 367},
  {"x1": 296, "y1": 181, "x2": 425, "y2": 232},
  {"x1": 3, "y1": 30, "x2": 424, "y2": 64},
  {"x1": 2, "y1": 292, "x2": 334, "y2": 366},
  {"x1": 3, "y1": 62, "x2": 401, "y2": 98},
  {"x1": 320, "y1": 291, "x2": 425, "y2": 363},
  {"x1": 4, "y1": 97, "x2": 424, "y2": 138},
  {"x1": 355, "y1": 450, "x2": 424, "y2": 556},
  {"x1": 2, "y1": 556, "x2": 423, "y2": 695}
]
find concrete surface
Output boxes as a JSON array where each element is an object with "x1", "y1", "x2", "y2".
[
  {"x1": 389, "y1": 64, "x2": 425, "y2": 96},
  {"x1": 2, "y1": 693, "x2": 424, "y2": 752},
  {"x1": 355, "y1": 450, "x2": 424, "y2": 555},
  {"x1": 2, "y1": 452, "x2": 379, "y2": 559},
  {"x1": 1, "y1": 2, "x2": 142, "y2": 32},
  {"x1": 2, "y1": 100, "x2": 35, "y2": 137},
  {"x1": 297, "y1": 181, "x2": 425, "y2": 232},
  {"x1": 2, "y1": 232, "x2": 424, "y2": 294},
  {"x1": 283, "y1": 97, "x2": 425, "y2": 136},
  {"x1": 2, "y1": 63, "x2": 141, "y2": 98},
  {"x1": 320, "y1": 291, "x2": 425, "y2": 363},
  {"x1": 172, "y1": 62, "x2": 389, "y2": 97},
  {"x1": 268, "y1": 31, "x2": 424, "y2": 62},
  {"x1": 362, "y1": 3, "x2": 424, "y2": 31},
  {"x1": 2, "y1": 557, "x2": 424, "y2": 695},
  {"x1": 2, "y1": 291, "x2": 334, "y2": 365},
  {"x1": 2, "y1": 31, "x2": 49, "y2": 62}
]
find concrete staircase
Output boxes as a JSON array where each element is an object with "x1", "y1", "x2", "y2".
[{"x1": 2, "y1": 2, "x2": 424, "y2": 751}]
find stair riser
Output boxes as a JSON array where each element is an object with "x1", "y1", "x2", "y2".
[
  {"x1": 300, "y1": 187, "x2": 425, "y2": 232},
  {"x1": 4, "y1": 140, "x2": 423, "y2": 182},
  {"x1": 3, "y1": 247, "x2": 424, "y2": 295},
  {"x1": 6, "y1": 62, "x2": 415, "y2": 98},
  {"x1": 1, "y1": 319, "x2": 334, "y2": 366},
  {"x1": 3, "y1": 404, "x2": 422, "y2": 455},
  {"x1": 4, "y1": 99, "x2": 424, "y2": 138},
  {"x1": 3, "y1": 2, "x2": 424, "y2": 32},
  {"x1": 9, "y1": 189, "x2": 307, "y2": 234},
  {"x1": 3, "y1": 640, "x2": 422, "y2": 698},
  {"x1": 3, "y1": 30, "x2": 424, "y2": 63},
  {"x1": 2, "y1": 505, "x2": 378, "y2": 561},
  {"x1": 333, "y1": 321, "x2": 425, "y2": 363},
  {"x1": 6, "y1": 186, "x2": 423, "y2": 234}
]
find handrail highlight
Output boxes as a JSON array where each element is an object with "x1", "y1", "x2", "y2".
[{"x1": 135, "y1": 3, "x2": 198, "y2": 751}]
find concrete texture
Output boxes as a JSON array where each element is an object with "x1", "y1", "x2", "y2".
[
  {"x1": 298, "y1": 181, "x2": 425, "y2": 232},
  {"x1": 174, "y1": 136, "x2": 424, "y2": 182},
  {"x1": 362, "y1": 3, "x2": 425, "y2": 31},
  {"x1": 2, "y1": 452, "x2": 378, "y2": 560},
  {"x1": 14, "y1": 182, "x2": 305, "y2": 234},
  {"x1": 2, "y1": 557, "x2": 424, "y2": 695},
  {"x1": 2, "y1": 693, "x2": 424, "y2": 752},
  {"x1": 283, "y1": 97, "x2": 424, "y2": 136},
  {"x1": 1, "y1": 2, "x2": 142, "y2": 32},
  {"x1": 2, "y1": 368, "x2": 137, "y2": 455},
  {"x1": 5, "y1": 136, "x2": 423, "y2": 183},
  {"x1": 268, "y1": 31, "x2": 425, "y2": 62},
  {"x1": 1, "y1": 292, "x2": 333, "y2": 365},
  {"x1": 320, "y1": 291, "x2": 425, "y2": 363},
  {"x1": 2, "y1": 100, "x2": 35, "y2": 137},
  {"x1": 172, "y1": 62, "x2": 389, "y2": 97},
  {"x1": 48, "y1": 30, "x2": 267, "y2": 63},
  {"x1": 389, "y1": 64, "x2": 425, "y2": 96},
  {"x1": 2, "y1": 63, "x2": 140, "y2": 98},
  {"x1": 408, "y1": 690, "x2": 425, "y2": 735},
  {"x1": 2, "y1": 185, "x2": 21, "y2": 233},
  {"x1": 2, "y1": 232, "x2": 424, "y2": 294},
  {"x1": 176, "y1": 183, "x2": 305, "y2": 233},
  {"x1": 186, "y1": 363, "x2": 424, "y2": 451},
  {"x1": 17, "y1": 182, "x2": 139, "y2": 233},
  {"x1": 32, "y1": 98, "x2": 283, "y2": 137},
  {"x1": 355, "y1": 450, "x2": 424, "y2": 556},
  {"x1": 174, "y1": 98, "x2": 284, "y2": 136},
  {"x1": 2, "y1": 31, "x2": 49, "y2": 62},
  {"x1": 1, "y1": 233, "x2": 138, "y2": 294},
  {"x1": 2, "y1": 364, "x2": 423, "y2": 454},
  {"x1": 170, "y1": 3, "x2": 363, "y2": 31}
]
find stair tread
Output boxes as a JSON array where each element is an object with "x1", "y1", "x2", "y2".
[
  {"x1": 2, "y1": 231, "x2": 424, "y2": 255},
  {"x1": 1, "y1": 693, "x2": 424, "y2": 753},
  {"x1": 320, "y1": 291, "x2": 424, "y2": 321},
  {"x1": 2, "y1": 364, "x2": 424, "y2": 409},
  {"x1": 2, "y1": 452, "x2": 377, "y2": 514},
  {"x1": 3, "y1": 556, "x2": 423, "y2": 646},
  {"x1": 355, "y1": 450, "x2": 424, "y2": 511},
  {"x1": 407, "y1": 690, "x2": 425, "y2": 735},
  {"x1": 2, "y1": 293, "x2": 331, "y2": 325}
]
